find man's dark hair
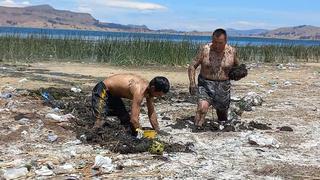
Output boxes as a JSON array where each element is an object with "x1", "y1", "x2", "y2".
[
  {"x1": 212, "y1": 28, "x2": 227, "y2": 40},
  {"x1": 149, "y1": 76, "x2": 170, "y2": 93}
]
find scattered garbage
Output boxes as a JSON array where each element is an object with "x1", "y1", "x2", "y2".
[
  {"x1": 35, "y1": 166, "x2": 54, "y2": 176},
  {"x1": 92, "y1": 155, "x2": 114, "y2": 173},
  {"x1": 70, "y1": 87, "x2": 81, "y2": 93},
  {"x1": 3, "y1": 167, "x2": 28, "y2": 180},
  {"x1": 45, "y1": 113, "x2": 74, "y2": 122},
  {"x1": 247, "y1": 132, "x2": 280, "y2": 148},
  {"x1": 48, "y1": 131, "x2": 58, "y2": 142},
  {"x1": 0, "y1": 93, "x2": 12, "y2": 99}
]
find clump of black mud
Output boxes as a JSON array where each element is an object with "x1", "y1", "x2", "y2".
[
  {"x1": 168, "y1": 116, "x2": 272, "y2": 133},
  {"x1": 29, "y1": 87, "x2": 193, "y2": 154}
]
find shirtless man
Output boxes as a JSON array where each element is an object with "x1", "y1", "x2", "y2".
[
  {"x1": 91, "y1": 74, "x2": 170, "y2": 135},
  {"x1": 188, "y1": 28, "x2": 240, "y2": 129}
]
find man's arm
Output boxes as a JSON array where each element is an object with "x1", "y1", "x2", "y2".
[
  {"x1": 130, "y1": 95, "x2": 143, "y2": 130},
  {"x1": 188, "y1": 45, "x2": 204, "y2": 95},
  {"x1": 233, "y1": 48, "x2": 240, "y2": 66},
  {"x1": 146, "y1": 97, "x2": 160, "y2": 132}
]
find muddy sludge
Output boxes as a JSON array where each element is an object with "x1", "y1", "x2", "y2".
[{"x1": 29, "y1": 87, "x2": 194, "y2": 154}]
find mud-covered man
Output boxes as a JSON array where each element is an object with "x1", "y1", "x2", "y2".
[
  {"x1": 188, "y1": 28, "x2": 240, "y2": 130},
  {"x1": 91, "y1": 74, "x2": 170, "y2": 135}
]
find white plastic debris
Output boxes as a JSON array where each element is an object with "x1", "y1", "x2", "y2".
[
  {"x1": 284, "y1": 81, "x2": 292, "y2": 86},
  {"x1": 48, "y1": 131, "x2": 58, "y2": 142},
  {"x1": 45, "y1": 113, "x2": 74, "y2": 122},
  {"x1": 17, "y1": 118, "x2": 30, "y2": 125},
  {"x1": 18, "y1": 78, "x2": 28, "y2": 83},
  {"x1": 276, "y1": 64, "x2": 286, "y2": 70},
  {"x1": 92, "y1": 155, "x2": 114, "y2": 173},
  {"x1": 62, "y1": 163, "x2": 75, "y2": 171},
  {"x1": 243, "y1": 92, "x2": 263, "y2": 106},
  {"x1": 247, "y1": 132, "x2": 280, "y2": 148},
  {"x1": 35, "y1": 166, "x2": 54, "y2": 176},
  {"x1": 71, "y1": 87, "x2": 81, "y2": 93},
  {"x1": 3, "y1": 167, "x2": 28, "y2": 180}
]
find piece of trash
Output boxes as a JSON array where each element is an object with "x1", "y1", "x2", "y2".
[
  {"x1": 148, "y1": 140, "x2": 164, "y2": 155},
  {"x1": 79, "y1": 134, "x2": 87, "y2": 142},
  {"x1": 92, "y1": 155, "x2": 114, "y2": 173},
  {"x1": 35, "y1": 166, "x2": 54, "y2": 176},
  {"x1": 248, "y1": 132, "x2": 280, "y2": 148},
  {"x1": 3, "y1": 167, "x2": 28, "y2": 180},
  {"x1": 276, "y1": 64, "x2": 286, "y2": 70},
  {"x1": 239, "y1": 92, "x2": 263, "y2": 111},
  {"x1": 71, "y1": 87, "x2": 81, "y2": 93},
  {"x1": 41, "y1": 91, "x2": 63, "y2": 108},
  {"x1": 0, "y1": 93, "x2": 12, "y2": 99},
  {"x1": 17, "y1": 118, "x2": 30, "y2": 125},
  {"x1": 45, "y1": 113, "x2": 74, "y2": 122},
  {"x1": 18, "y1": 78, "x2": 28, "y2": 83},
  {"x1": 48, "y1": 131, "x2": 58, "y2": 142},
  {"x1": 284, "y1": 81, "x2": 292, "y2": 86},
  {"x1": 54, "y1": 163, "x2": 75, "y2": 174}
]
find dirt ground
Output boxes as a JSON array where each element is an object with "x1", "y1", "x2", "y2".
[{"x1": 0, "y1": 62, "x2": 320, "y2": 179}]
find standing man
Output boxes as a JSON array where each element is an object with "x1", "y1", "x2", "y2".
[{"x1": 188, "y1": 28, "x2": 242, "y2": 130}]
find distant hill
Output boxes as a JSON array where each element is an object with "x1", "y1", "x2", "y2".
[
  {"x1": 0, "y1": 5, "x2": 319, "y2": 39},
  {"x1": 0, "y1": 4, "x2": 151, "y2": 32},
  {"x1": 226, "y1": 28, "x2": 269, "y2": 37},
  {"x1": 260, "y1": 25, "x2": 320, "y2": 40}
]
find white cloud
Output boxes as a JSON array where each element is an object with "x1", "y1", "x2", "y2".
[
  {"x1": 78, "y1": 6, "x2": 93, "y2": 13},
  {"x1": 0, "y1": 0, "x2": 30, "y2": 7},
  {"x1": 79, "y1": 0, "x2": 167, "y2": 11}
]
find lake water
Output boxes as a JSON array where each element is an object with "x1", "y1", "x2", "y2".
[{"x1": 1, "y1": 26, "x2": 320, "y2": 46}]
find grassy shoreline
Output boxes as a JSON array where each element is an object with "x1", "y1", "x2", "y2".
[{"x1": 1, "y1": 35, "x2": 319, "y2": 65}]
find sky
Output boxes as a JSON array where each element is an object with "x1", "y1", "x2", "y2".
[{"x1": 0, "y1": 0, "x2": 319, "y2": 31}]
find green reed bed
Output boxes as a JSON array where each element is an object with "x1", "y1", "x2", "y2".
[{"x1": 0, "y1": 35, "x2": 319, "y2": 65}]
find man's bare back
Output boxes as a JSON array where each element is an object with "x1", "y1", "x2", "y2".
[
  {"x1": 92, "y1": 74, "x2": 170, "y2": 135},
  {"x1": 103, "y1": 74, "x2": 149, "y2": 100}
]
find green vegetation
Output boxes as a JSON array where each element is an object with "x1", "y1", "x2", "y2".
[{"x1": 0, "y1": 35, "x2": 319, "y2": 65}]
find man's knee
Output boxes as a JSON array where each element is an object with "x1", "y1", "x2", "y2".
[{"x1": 197, "y1": 100, "x2": 210, "y2": 114}]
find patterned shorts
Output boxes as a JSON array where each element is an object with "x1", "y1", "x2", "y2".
[
  {"x1": 197, "y1": 75, "x2": 231, "y2": 110},
  {"x1": 91, "y1": 81, "x2": 130, "y2": 126}
]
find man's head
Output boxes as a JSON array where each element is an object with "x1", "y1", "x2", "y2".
[
  {"x1": 211, "y1": 28, "x2": 227, "y2": 53},
  {"x1": 149, "y1": 76, "x2": 170, "y2": 97}
]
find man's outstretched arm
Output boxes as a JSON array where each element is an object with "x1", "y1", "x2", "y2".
[
  {"x1": 130, "y1": 95, "x2": 143, "y2": 130},
  {"x1": 146, "y1": 97, "x2": 160, "y2": 132},
  {"x1": 188, "y1": 45, "x2": 204, "y2": 95}
]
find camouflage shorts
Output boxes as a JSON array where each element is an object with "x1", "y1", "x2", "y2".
[{"x1": 197, "y1": 75, "x2": 231, "y2": 110}]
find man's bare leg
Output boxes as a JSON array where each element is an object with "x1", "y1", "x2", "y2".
[{"x1": 195, "y1": 100, "x2": 210, "y2": 127}]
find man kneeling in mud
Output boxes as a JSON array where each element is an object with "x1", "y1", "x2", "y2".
[
  {"x1": 188, "y1": 28, "x2": 243, "y2": 130},
  {"x1": 91, "y1": 74, "x2": 170, "y2": 136}
]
